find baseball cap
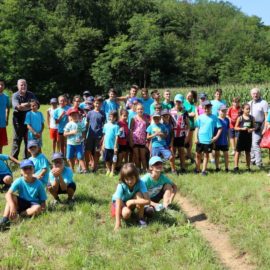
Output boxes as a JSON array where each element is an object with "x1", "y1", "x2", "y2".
[
  {"x1": 219, "y1": 104, "x2": 227, "y2": 111},
  {"x1": 85, "y1": 96, "x2": 94, "y2": 103},
  {"x1": 51, "y1": 152, "x2": 64, "y2": 161},
  {"x1": 202, "y1": 100, "x2": 212, "y2": 107},
  {"x1": 50, "y1": 98, "x2": 58, "y2": 104},
  {"x1": 84, "y1": 104, "x2": 91, "y2": 110},
  {"x1": 130, "y1": 97, "x2": 140, "y2": 104},
  {"x1": 161, "y1": 109, "x2": 170, "y2": 116},
  {"x1": 174, "y1": 94, "x2": 184, "y2": 103},
  {"x1": 152, "y1": 113, "x2": 161, "y2": 118},
  {"x1": 83, "y1": 90, "x2": 91, "y2": 96},
  {"x1": 199, "y1": 93, "x2": 207, "y2": 99},
  {"x1": 27, "y1": 140, "x2": 39, "y2": 149},
  {"x1": 66, "y1": 108, "x2": 79, "y2": 116},
  {"x1": 149, "y1": 156, "x2": 163, "y2": 166},
  {"x1": 20, "y1": 159, "x2": 34, "y2": 169}
]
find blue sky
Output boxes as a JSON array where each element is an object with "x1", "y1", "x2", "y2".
[{"x1": 224, "y1": 0, "x2": 270, "y2": 25}]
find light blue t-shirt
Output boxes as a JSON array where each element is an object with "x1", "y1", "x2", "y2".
[
  {"x1": 196, "y1": 114, "x2": 222, "y2": 144},
  {"x1": 139, "y1": 97, "x2": 154, "y2": 115},
  {"x1": 0, "y1": 154, "x2": 11, "y2": 175},
  {"x1": 10, "y1": 177, "x2": 47, "y2": 203},
  {"x1": 103, "y1": 122, "x2": 120, "y2": 149},
  {"x1": 211, "y1": 100, "x2": 226, "y2": 116},
  {"x1": 146, "y1": 123, "x2": 167, "y2": 147},
  {"x1": 49, "y1": 166, "x2": 74, "y2": 185},
  {"x1": 0, "y1": 94, "x2": 9, "y2": 128},
  {"x1": 141, "y1": 173, "x2": 173, "y2": 198},
  {"x1": 128, "y1": 109, "x2": 137, "y2": 128},
  {"x1": 267, "y1": 109, "x2": 270, "y2": 123},
  {"x1": 29, "y1": 153, "x2": 50, "y2": 186},
  {"x1": 112, "y1": 180, "x2": 148, "y2": 202},
  {"x1": 102, "y1": 99, "x2": 119, "y2": 121},
  {"x1": 53, "y1": 106, "x2": 70, "y2": 133},
  {"x1": 24, "y1": 111, "x2": 45, "y2": 140},
  {"x1": 64, "y1": 121, "x2": 85, "y2": 145}
]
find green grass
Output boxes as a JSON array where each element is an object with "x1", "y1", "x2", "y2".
[{"x1": 0, "y1": 105, "x2": 224, "y2": 269}]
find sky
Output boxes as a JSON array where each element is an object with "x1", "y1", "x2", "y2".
[{"x1": 225, "y1": 0, "x2": 270, "y2": 25}]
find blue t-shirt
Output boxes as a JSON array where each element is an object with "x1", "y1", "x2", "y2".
[
  {"x1": 211, "y1": 100, "x2": 226, "y2": 116},
  {"x1": 163, "y1": 123, "x2": 172, "y2": 147},
  {"x1": 24, "y1": 111, "x2": 45, "y2": 140},
  {"x1": 196, "y1": 114, "x2": 222, "y2": 144},
  {"x1": 53, "y1": 106, "x2": 69, "y2": 133},
  {"x1": 49, "y1": 166, "x2": 74, "y2": 185},
  {"x1": 86, "y1": 110, "x2": 106, "y2": 138},
  {"x1": 103, "y1": 122, "x2": 120, "y2": 149},
  {"x1": 0, "y1": 154, "x2": 11, "y2": 175},
  {"x1": 102, "y1": 99, "x2": 119, "y2": 122},
  {"x1": 146, "y1": 123, "x2": 167, "y2": 148},
  {"x1": 128, "y1": 109, "x2": 137, "y2": 128},
  {"x1": 29, "y1": 153, "x2": 50, "y2": 186},
  {"x1": 216, "y1": 117, "x2": 230, "y2": 146},
  {"x1": 0, "y1": 94, "x2": 9, "y2": 128},
  {"x1": 64, "y1": 121, "x2": 85, "y2": 145},
  {"x1": 10, "y1": 177, "x2": 47, "y2": 203},
  {"x1": 112, "y1": 180, "x2": 148, "y2": 202},
  {"x1": 267, "y1": 109, "x2": 270, "y2": 123},
  {"x1": 139, "y1": 98, "x2": 154, "y2": 115}
]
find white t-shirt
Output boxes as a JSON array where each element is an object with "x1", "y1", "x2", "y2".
[
  {"x1": 248, "y1": 99, "x2": 268, "y2": 123},
  {"x1": 47, "y1": 108, "x2": 58, "y2": 129}
]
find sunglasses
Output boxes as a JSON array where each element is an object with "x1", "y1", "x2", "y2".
[{"x1": 22, "y1": 166, "x2": 33, "y2": 171}]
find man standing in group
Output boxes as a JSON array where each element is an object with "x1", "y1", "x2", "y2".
[
  {"x1": 248, "y1": 87, "x2": 268, "y2": 167},
  {"x1": 11, "y1": 79, "x2": 37, "y2": 159}
]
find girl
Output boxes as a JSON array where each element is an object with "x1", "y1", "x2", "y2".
[
  {"x1": 47, "y1": 98, "x2": 58, "y2": 153},
  {"x1": 24, "y1": 99, "x2": 45, "y2": 147},
  {"x1": 196, "y1": 93, "x2": 207, "y2": 116},
  {"x1": 234, "y1": 104, "x2": 255, "y2": 172},
  {"x1": 111, "y1": 163, "x2": 150, "y2": 231},
  {"x1": 130, "y1": 104, "x2": 149, "y2": 172}
]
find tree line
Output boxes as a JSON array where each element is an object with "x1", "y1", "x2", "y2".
[{"x1": 0, "y1": 0, "x2": 270, "y2": 101}]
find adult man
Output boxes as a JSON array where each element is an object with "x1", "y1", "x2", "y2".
[
  {"x1": 248, "y1": 87, "x2": 268, "y2": 167},
  {"x1": 11, "y1": 79, "x2": 36, "y2": 159}
]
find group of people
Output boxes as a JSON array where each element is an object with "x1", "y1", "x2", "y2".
[{"x1": 0, "y1": 78, "x2": 269, "y2": 230}]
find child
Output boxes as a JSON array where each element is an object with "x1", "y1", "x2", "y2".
[
  {"x1": 48, "y1": 152, "x2": 76, "y2": 204},
  {"x1": 54, "y1": 95, "x2": 69, "y2": 154},
  {"x1": 28, "y1": 140, "x2": 50, "y2": 186},
  {"x1": 170, "y1": 94, "x2": 190, "y2": 173},
  {"x1": 196, "y1": 93, "x2": 207, "y2": 116},
  {"x1": 102, "y1": 88, "x2": 120, "y2": 122},
  {"x1": 111, "y1": 163, "x2": 150, "y2": 231},
  {"x1": 0, "y1": 79, "x2": 10, "y2": 154},
  {"x1": 234, "y1": 104, "x2": 255, "y2": 172},
  {"x1": 124, "y1": 85, "x2": 139, "y2": 110},
  {"x1": 70, "y1": 95, "x2": 85, "y2": 118},
  {"x1": 150, "y1": 90, "x2": 163, "y2": 115},
  {"x1": 194, "y1": 101, "x2": 222, "y2": 175},
  {"x1": 127, "y1": 98, "x2": 139, "y2": 128},
  {"x1": 102, "y1": 110, "x2": 120, "y2": 177},
  {"x1": 211, "y1": 88, "x2": 226, "y2": 116},
  {"x1": 130, "y1": 104, "x2": 149, "y2": 172},
  {"x1": 142, "y1": 156, "x2": 177, "y2": 213},
  {"x1": 85, "y1": 96, "x2": 106, "y2": 173},
  {"x1": 63, "y1": 108, "x2": 87, "y2": 173},
  {"x1": 24, "y1": 99, "x2": 44, "y2": 147},
  {"x1": 0, "y1": 160, "x2": 47, "y2": 230},
  {"x1": 47, "y1": 98, "x2": 58, "y2": 153},
  {"x1": 139, "y1": 88, "x2": 153, "y2": 116},
  {"x1": 214, "y1": 105, "x2": 230, "y2": 172},
  {"x1": 162, "y1": 89, "x2": 174, "y2": 110},
  {"x1": 146, "y1": 113, "x2": 177, "y2": 174},
  {"x1": 227, "y1": 97, "x2": 241, "y2": 155},
  {"x1": 161, "y1": 109, "x2": 173, "y2": 150}
]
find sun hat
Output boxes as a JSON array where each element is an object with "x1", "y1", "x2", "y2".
[
  {"x1": 149, "y1": 156, "x2": 163, "y2": 166},
  {"x1": 174, "y1": 94, "x2": 184, "y2": 103}
]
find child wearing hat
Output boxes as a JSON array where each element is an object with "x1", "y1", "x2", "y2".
[
  {"x1": 142, "y1": 156, "x2": 177, "y2": 213},
  {"x1": 0, "y1": 159, "x2": 47, "y2": 230},
  {"x1": 47, "y1": 98, "x2": 58, "y2": 153}
]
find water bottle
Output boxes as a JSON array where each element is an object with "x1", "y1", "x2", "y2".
[{"x1": 113, "y1": 154, "x2": 117, "y2": 163}]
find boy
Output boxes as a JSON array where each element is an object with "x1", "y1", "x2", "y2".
[
  {"x1": 139, "y1": 88, "x2": 154, "y2": 116},
  {"x1": 0, "y1": 160, "x2": 47, "y2": 230},
  {"x1": 142, "y1": 156, "x2": 177, "y2": 213},
  {"x1": 63, "y1": 108, "x2": 87, "y2": 173},
  {"x1": 85, "y1": 96, "x2": 106, "y2": 172},
  {"x1": 102, "y1": 88, "x2": 120, "y2": 122},
  {"x1": 150, "y1": 90, "x2": 163, "y2": 115},
  {"x1": 146, "y1": 113, "x2": 177, "y2": 174},
  {"x1": 211, "y1": 88, "x2": 226, "y2": 116},
  {"x1": 28, "y1": 140, "x2": 50, "y2": 186},
  {"x1": 47, "y1": 98, "x2": 58, "y2": 153},
  {"x1": 194, "y1": 101, "x2": 222, "y2": 175},
  {"x1": 0, "y1": 79, "x2": 10, "y2": 153},
  {"x1": 47, "y1": 152, "x2": 76, "y2": 204},
  {"x1": 162, "y1": 89, "x2": 174, "y2": 110}
]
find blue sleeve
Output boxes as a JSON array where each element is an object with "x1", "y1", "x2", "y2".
[
  {"x1": 24, "y1": 112, "x2": 30, "y2": 125},
  {"x1": 10, "y1": 178, "x2": 20, "y2": 193},
  {"x1": 40, "y1": 156, "x2": 49, "y2": 169},
  {"x1": 146, "y1": 125, "x2": 152, "y2": 134},
  {"x1": 113, "y1": 184, "x2": 124, "y2": 200},
  {"x1": 38, "y1": 183, "x2": 47, "y2": 201},
  {"x1": 53, "y1": 109, "x2": 58, "y2": 120},
  {"x1": 0, "y1": 154, "x2": 9, "y2": 161},
  {"x1": 195, "y1": 118, "x2": 200, "y2": 128},
  {"x1": 139, "y1": 180, "x2": 148, "y2": 193},
  {"x1": 115, "y1": 124, "x2": 120, "y2": 136},
  {"x1": 267, "y1": 111, "x2": 270, "y2": 123},
  {"x1": 63, "y1": 168, "x2": 74, "y2": 184},
  {"x1": 216, "y1": 118, "x2": 222, "y2": 129}
]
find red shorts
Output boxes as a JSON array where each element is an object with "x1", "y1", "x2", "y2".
[
  {"x1": 0, "y1": 128, "x2": 8, "y2": 146},
  {"x1": 49, "y1": 128, "x2": 58, "y2": 140},
  {"x1": 110, "y1": 202, "x2": 126, "y2": 218}
]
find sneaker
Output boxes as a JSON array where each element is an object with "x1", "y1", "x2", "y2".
[
  {"x1": 155, "y1": 203, "x2": 165, "y2": 212},
  {"x1": 230, "y1": 150, "x2": 235, "y2": 156},
  {"x1": 247, "y1": 168, "x2": 251, "y2": 172},
  {"x1": 190, "y1": 158, "x2": 195, "y2": 164},
  {"x1": 109, "y1": 172, "x2": 114, "y2": 177},
  {"x1": 225, "y1": 168, "x2": 229, "y2": 173},
  {"x1": 201, "y1": 171, "x2": 207, "y2": 176},
  {"x1": 52, "y1": 197, "x2": 61, "y2": 206},
  {"x1": 215, "y1": 168, "x2": 221, "y2": 172},
  {"x1": 138, "y1": 219, "x2": 147, "y2": 228},
  {"x1": 194, "y1": 169, "x2": 200, "y2": 174},
  {"x1": 144, "y1": 206, "x2": 155, "y2": 218},
  {"x1": 67, "y1": 198, "x2": 75, "y2": 205},
  {"x1": 171, "y1": 170, "x2": 178, "y2": 175},
  {"x1": 0, "y1": 217, "x2": 10, "y2": 231},
  {"x1": 179, "y1": 168, "x2": 187, "y2": 174},
  {"x1": 81, "y1": 170, "x2": 88, "y2": 174},
  {"x1": 233, "y1": 167, "x2": 239, "y2": 173},
  {"x1": 210, "y1": 159, "x2": 215, "y2": 164},
  {"x1": 106, "y1": 171, "x2": 110, "y2": 176}
]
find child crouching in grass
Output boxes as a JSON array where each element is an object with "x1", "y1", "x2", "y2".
[
  {"x1": 111, "y1": 163, "x2": 150, "y2": 231},
  {"x1": 0, "y1": 160, "x2": 47, "y2": 230}
]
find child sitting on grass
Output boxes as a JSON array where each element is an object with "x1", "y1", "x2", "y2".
[
  {"x1": 142, "y1": 156, "x2": 177, "y2": 214},
  {"x1": 111, "y1": 163, "x2": 150, "y2": 231},
  {"x1": 0, "y1": 160, "x2": 47, "y2": 230}
]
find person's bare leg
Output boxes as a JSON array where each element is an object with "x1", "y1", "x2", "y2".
[
  {"x1": 245, "y1": 151, "x2": 251, "y2": 169},
  {"x1": 179, "y1": 147, "x2": 186, "y2": 169},
  {"x1": 140, "y1": 148, "x2": 147, "y2": 171},
  {"x1": 202, "y1": 153, "x2": 209, "y2": 172},
  {"x1": 215, "y1": 150, "x2": 220, "y2": 169},
  {"x1": 195, "y1": 152, "x2": 201, "y2": 171},
  {"x1": 234, "y1": 151, "x2": 240, "y2": 168},
  {"x1": 224, "y1": 151, "x2": 229, "y2": 169}
]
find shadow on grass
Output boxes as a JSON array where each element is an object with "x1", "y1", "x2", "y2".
[{"x1": 75, "y1": 193, "x2": 110, "y2": 206}]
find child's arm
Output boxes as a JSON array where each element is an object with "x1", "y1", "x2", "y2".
[
  {"x1": 6, "y1": 106, "x2": 10, "y2": 126},
  {"x1": 234, "y1": 117, "x2": 244, "y2": 131},
  {"x1": 5, "y1": 191, "x2": 17, "y2": 219},
  {"x1": 114, "y1": 135, "x2": 119, "y2": 154},
  {"x1": 129, "y1": 119, "x2": 134, "y2": 146},
  {"x1": 35, "y1": 168, "x2": 47, "y2": 180},
  {"x1": 40, "y1": 201, "x2": 46, "y2": 212},
  {"x1": 8, "y1": 155, "x2": 20, "y2": 164},
  {"x1": 58, "y1": 174, "x2": 67, "y2": 191},
  {"x1": 63, "y1": 129, "x2": 77, "y2": 137},
  {"x1": 27, "y1": 124, "x2": 38, "y2": 137},
  {"x1": 211, "y1": 128, "x2": 222, "y2": 143},
  {"x1": 194, "y1": 127, "x2": 199, "y2": 144},
  {"x1": 184, "y1": 117, "x2": 190, "y2": 143},
  {"x1": 114, "y1": 199, "x2": 122, "y2": 231},
  {"x1": 126, "y1": 192, "x2": 150, "y2": 208}
]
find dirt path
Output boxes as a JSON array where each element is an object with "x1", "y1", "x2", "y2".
[{"x1": 175, "y1": 193, "x2": 256, "y2": 270}]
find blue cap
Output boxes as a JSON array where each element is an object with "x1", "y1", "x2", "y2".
[
  {"x1": 149, "y1": 156, "x2": 163, "y2": 166},
  {"x1": 199, "y1": 93, "x2": 207, "y2": 99},
  {"x1": 27, "y1": 140, "x2": 39, "y2": 149},
  {"x1": 51, "y1": 152, "x2": 64, "y2": 161},
  {"x1": 219, "y1": 104, "x2": 227, "y2": 111},
  {"x1": 50, "y1": 98, "x2": 57, "y2": 104},
  {"x1": 20, "y1": 159, "x2": 34, "y2": 169},
  {"x1": 202, "y1": 100, "x2": 212, "y2": 107},
  {"x1": 174, "y1": 94, "x2": 184, "y2": 103},
  {"x1": 86, "y1": 96, "x2": 94, "y2": 103}
]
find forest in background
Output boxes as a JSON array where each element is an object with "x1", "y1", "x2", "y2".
[{"x1": 0, "y1": 0, "x2": 270, "y2": 101}]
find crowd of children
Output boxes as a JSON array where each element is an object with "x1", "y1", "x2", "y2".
[{"x1": 0, "y1": 82, "x2": 270, "y2": 231}]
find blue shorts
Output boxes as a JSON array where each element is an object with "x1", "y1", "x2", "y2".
[
  {"x1": 229, "y1": 128, "x2": 239, "y2": 139},
  {"x1": 66, "y1": 144, "x2": 84, "y2": 160},
  {"x1": 17, "y1": 197, "x2": 40, "y2": 213},
  {"x1": 0, "y1": 174, "x2": 12, "y2": 185},
  {"x1": 151, "y1": 146, "x2": 172, "y2": 160}
]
